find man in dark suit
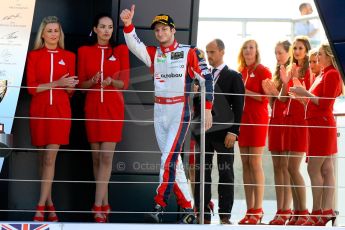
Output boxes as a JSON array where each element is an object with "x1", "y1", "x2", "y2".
[{"x1": 193, "y1": 39, "x2": 244, "y2": 224}]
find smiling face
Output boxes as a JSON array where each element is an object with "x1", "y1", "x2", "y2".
[
  {"x1": 94, "y1": 16, "x2": 113, "y2": 45},
  {"x1": 154, "y1": 23, "x2": 175, "y2": 47},
  {"x1": 42, "y1": 22, "x2": 60, "y2": 49}
]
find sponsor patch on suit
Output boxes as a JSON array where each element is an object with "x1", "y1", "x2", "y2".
[{"x1": 171, "y1": 51, "x2": 184, "y2": 60}]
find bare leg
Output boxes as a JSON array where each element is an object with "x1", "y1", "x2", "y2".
[
  {"x1": 91, "y1": 143, "x2": 110, "y2": 207},
  {"x1": 271, "y1": 151, "x2": 284, "y2": 211},
  {"x1": 307, "y1": 156, "x2": 324, "y2": 211},
  {"x1": 249, "y1": 147, "x2": 265, "y2": 209},
  {"x1": 34, "y1": 144, "x2": 59, "y2": 219},
  {"x1": 240, "y1": 147, "x2": 254, "y2": 210},
  {"x1": 321, "y1": 156, "x2": 335, "y2": 210},
  {"x1": 94, "y1": 142, "x2": 116, "y2": 219},
  {"x1": 288, "y1": 151, "x2": 306, "y2": 211},
  {"x1": 280, "y1": 152, "x2": 292, "y2": 211}
]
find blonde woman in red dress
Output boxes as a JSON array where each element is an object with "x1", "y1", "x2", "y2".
[
  {"x1": 26, "y1": 16, "x2": 78, "y2": 222},
  {"x1": 290, "y1": 41, "x2": 344, "y2": 226},
  {"x1": 78, "y1": 13, "x2": 130, "y2": 223},
  {"x1": 237, "y1": 39, "x2": 272, "y2": 224}
]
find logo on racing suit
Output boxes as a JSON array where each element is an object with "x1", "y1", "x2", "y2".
[
  {"x1": 160, "y1": 73, "x2": 183, "y2": 78},
  {"x1": 132, "y1": 34, "x2": 141, "y2": 44},
  {"x1": 171, "y1": 51, "x2": 184, "y2": 60},
  {"x1": 157, "y1": 57, "x2": 167, "y2": 63},
  {"x1": 157, "y1": 53, "x2": 167, "y2": 63}
]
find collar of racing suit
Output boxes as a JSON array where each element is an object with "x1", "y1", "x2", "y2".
[{"x1": 160, "y1": 39, "x2": 178, "y2": 54}]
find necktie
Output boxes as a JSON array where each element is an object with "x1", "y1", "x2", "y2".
[{"x1": 212, "y1": 68, "x2": 217, "y2": 76}]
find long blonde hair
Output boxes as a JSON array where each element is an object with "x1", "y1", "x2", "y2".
[
  {"x1": 320, "y1": 41, "x2": 345, "y2": 95},
  {"x1": 320, "y1": 41, "x2": 338, "y2": 70},
  {"x1": 237, "y1": 39, "x2": 261, "y2": 72},
  {"x1": 33, "y1": 16, "x2": 65, "y2": 50}
]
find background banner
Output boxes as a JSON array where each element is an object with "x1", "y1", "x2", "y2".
[{"x1": 0, "y1": 0, "x2": 36, "y2": 134}]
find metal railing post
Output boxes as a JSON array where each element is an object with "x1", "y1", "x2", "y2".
[{"x1": 199, "y1": 84, "x2": 206, "y2": 224}]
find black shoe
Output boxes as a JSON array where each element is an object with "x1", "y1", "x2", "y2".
[
  {"x1": 178, "y1": 208, "x2": 197, "y2": 224},
  {"x1": 146, "y1": 204, "x2": 164, "y2": 223}
]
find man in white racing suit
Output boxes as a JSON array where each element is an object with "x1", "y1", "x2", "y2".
[{"x1": 120, "y1": 5, "x2": 214, "y2": 224}]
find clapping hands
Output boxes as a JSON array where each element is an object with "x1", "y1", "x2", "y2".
[
  {"x1": 56, "y1": 73, "x2": 79, "y2": 88},
  {"x1": 262, "y1": 79, "x2": 279, "y2": 96}
]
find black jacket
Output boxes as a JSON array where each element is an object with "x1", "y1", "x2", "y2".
[{"x1": 192, "y1": 65, "x2": 245, "y2": 139}]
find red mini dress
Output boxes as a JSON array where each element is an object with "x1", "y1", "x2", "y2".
[
  {"x1": 26, "y1": 47, "x2": 75, "y2": 146},
  {"x1": 268, "y1": 98, "x2": 287, "y2": 152},
  {"x1": 283, "y1": 69, "x2": 312, "y2": 152},
  {"x1": 306, "y1": 66, "x2": 342, "y2": 156},
  {"x1": 238, "y1": 64, "x2": 272, "y2": 147},
  {"x1": 78, "y1": 44, "x2": 130, "y2": 143}
]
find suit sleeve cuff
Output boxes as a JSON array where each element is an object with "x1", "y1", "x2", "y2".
[
  {"x1": 123, "y1": 24, "x2": 134, "y2": 33},
  {"x1": 227, "y1": 132, "x2": 238, "y2": 138},
  {"x1": 206, "y1": 101, "x2": 213, "y2": 110}
]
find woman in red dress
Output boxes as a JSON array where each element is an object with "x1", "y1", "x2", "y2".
[
  {"x1": 26, "y1": 16, "x2": 78, "y2": 222},
  {"x1": 237, "y1": 39, "x2": 272, "y2": 224},
  {"x1": 263, "y1": 40, "x2": 293, "y2": 225},
  {"x1": 279, "y1": 36, "x2": 311, "y2": 225},
  {"x1": 78, "y1": 13, "x2": 130, "y2": 222},
  {"x1": 290, "y1": 42, "x2": 344, "y2": 226}
]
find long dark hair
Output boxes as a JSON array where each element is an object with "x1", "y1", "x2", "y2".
[
  {"x1": 88, "y1": 13, "x2": 116, "y2": 47},
  {"x1": 88, "y1": 13, "x2": 117, "y2": 59},
  {"x1": 290, "y1": 36, "x2": 311, "y2": 79}
]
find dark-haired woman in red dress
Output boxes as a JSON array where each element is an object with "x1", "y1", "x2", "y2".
[
  {"x1": 279, "y1": 36, "x2": 312, "y2": 225},
  {"x1": 78, "y1": 13, "x2": 130, "y2": 223}
]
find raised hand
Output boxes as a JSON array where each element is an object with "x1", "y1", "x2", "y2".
[
  {"x1": 120, "y1": 4, "x2": 135, "y2": 27},
  {"x1": 262, "y1": 79, "x2": 279, "y2": 96},
  {"x1": 279, "y1": 65, "x2": 291, "y2": 85},
  {"x1": 291, "y1": 63, "x2": 299, "y2": 78}
]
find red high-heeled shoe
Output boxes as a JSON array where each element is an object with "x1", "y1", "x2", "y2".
[
  {"x1": 294, "y1": 209, "x2": 309, "y2": 225},
  {"x1": 102, "y1": 204, "x2": 111, "y2": 222},
  {"x1": 270, "y1": 209, "x2": 292, "y2": 225},
  {"x1": 286, "y1": 210, "x2": 298, "y2": 225},
  {"x1": 245, "y1": 208, "x2": 264, "y2": 225},
  {"x1": 302, "y1": 209, "x2": 322, "y2": 226},
  {"x1": 269, "y1": 209, "x2": 282, "y2": 225},
  {"x1": 33, "y1": 205, "x2": 45, "y2": 222},
  {"x1": 238, "y1": 208, "x2": 254, "y2": 224},
  {"x1": 92, "y1": 204, "x2": 106, "y2": 223},
  {"x1": 46, "y1": 205, "x2": 59, "y2": 222},
  {"x1": 314, "y1": 209, "x2": 336, "y2": 226},
  {"x1": 208, "y1": 200, "x2": 214, "y2": 216}
]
